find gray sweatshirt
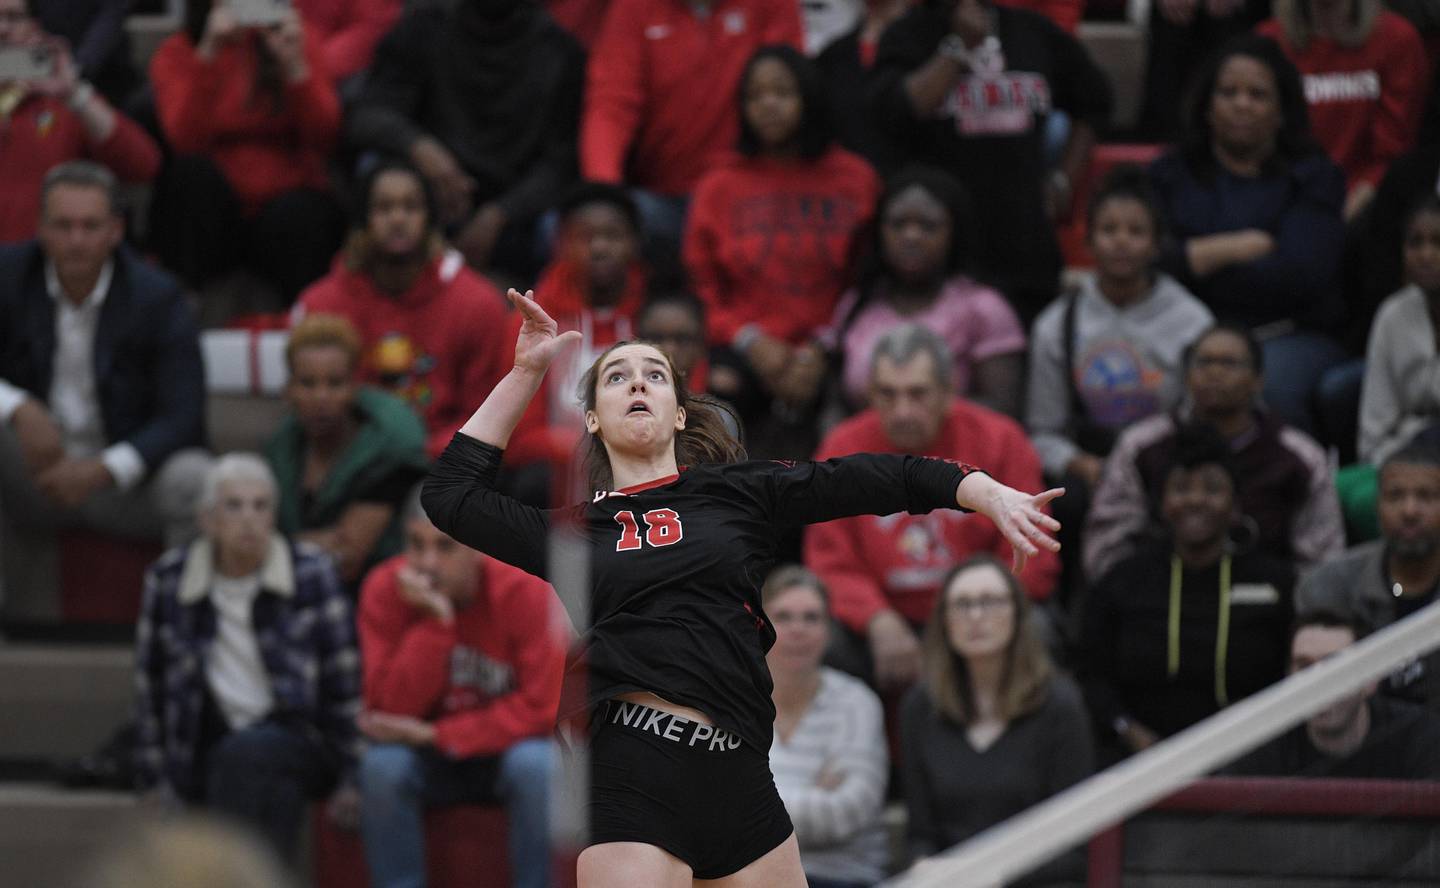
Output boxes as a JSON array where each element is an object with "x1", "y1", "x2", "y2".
[
  {"x1": 1358, "y1": 285, "x2": 1440, "y2": 465},
  {"x1": 1026, "y1": 273, "x2": 1213, "y2": 477}
]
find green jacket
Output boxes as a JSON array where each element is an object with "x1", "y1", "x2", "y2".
[{"x1": 265, "y1": 387, "x2": 428, "y2": 574}]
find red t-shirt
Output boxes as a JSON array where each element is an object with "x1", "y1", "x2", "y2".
[
  {"x1": 581, "y1": 0, "x2": 802, "y2": 196},
  {"x1": 804, "y1": 398, "x2": 1059, "y2": 633},
  {"x1": 684, "y1": 147, "x2": 880, "y2": 346},
  {"x1": 0, "y1": 93, "x2": 160, "y2": 242},
  {"x1": 150, "y1": 29, "x2": 339, "y2": 213},
  {"x1": 294, "y1": 251, "x2": 511, "y2": 457},
  {"x1": 359, "y1": 554, "x2": 568, "y2": 758},
  {"x1": 1257, "y1": 13, "x2": 1429, "y2": 188}
]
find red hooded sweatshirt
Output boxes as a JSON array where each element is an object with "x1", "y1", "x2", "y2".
[
  {"x1": 804, "y1": 398, "x2": 1059, "y2": 633},
  {"x1": 685, "y1": 147, "x2": 879, "y2": 346},
  {"x1": 359, "y1": 554, "x2": 568, "y2": 758},
  {"x1": 294, "y1": 250, "x2": 511, "y2": 457},
  {"x1": 581, "y1": 0, "x2": 802, "y2": 196}
]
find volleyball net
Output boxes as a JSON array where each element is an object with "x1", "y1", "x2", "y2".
[{"x1": 881, "y1": 599, "x2": 1440, "y2": 888}]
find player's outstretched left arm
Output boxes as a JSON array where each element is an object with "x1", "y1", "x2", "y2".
[{"x1": 957, "y1": 473, "x2": 1063, "y2": 575}]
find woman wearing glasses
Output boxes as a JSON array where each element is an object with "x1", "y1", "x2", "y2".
[{"x1": 900, "y1": 554, "x2": 1093, "y2": 877}]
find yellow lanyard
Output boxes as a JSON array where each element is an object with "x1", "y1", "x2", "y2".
[{"x1": 1168, "y1": 553, "x2": 1233, "y2": 707}]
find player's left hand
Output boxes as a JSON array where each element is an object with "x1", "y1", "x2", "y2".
[
  {"x1": 956, "y1": 473, "x2": 1062, "y2": 574},
  {"x1": 359, "y1": 711, "x2": 437, "y2": 746}
]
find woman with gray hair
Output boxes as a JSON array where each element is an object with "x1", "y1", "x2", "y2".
[{"x1": 133, "y1": 451, "x2": 361, "y2": 863}]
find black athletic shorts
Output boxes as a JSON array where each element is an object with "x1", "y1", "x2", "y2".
[{"x1": 588, "y1": 699, "x2": 794, "y2": 879}]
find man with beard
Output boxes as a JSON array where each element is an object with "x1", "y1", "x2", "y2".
[
  {"x1": 347, "y1": 0, "x2": 584, "y2": 275},
  {"x1": 1296, "y1": 443, "x2": 1440, "y2": 710},
  {"x1": 293, "y1": 161, "x2": 511, "y2": 458},
  {"x1": 1085, "y1": 323, "x2": 1344, "y2": 584},
  {"x1": 1227, "y1": 610, "x2": 1440, "y2": 778}
]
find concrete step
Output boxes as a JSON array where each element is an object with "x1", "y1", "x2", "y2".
[
  {"x1": 0, "y1": 783, "x2": 138, "y2": 886},
  {"x1": 0, "y1": 644, "x2": 133, "y2": 760}
]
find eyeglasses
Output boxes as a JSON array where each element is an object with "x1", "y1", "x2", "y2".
[{"x1": 946, "y1": 594, "x2": 1013, "y2": 617}]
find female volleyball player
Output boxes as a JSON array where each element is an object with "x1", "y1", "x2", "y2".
[{"x1": 423, "y1": 289, "x2": 1062, "y2": 888}]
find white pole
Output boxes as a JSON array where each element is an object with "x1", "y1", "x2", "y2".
[{"x1": 884, "y1": 600, "x2": 1440, "y2": 888}]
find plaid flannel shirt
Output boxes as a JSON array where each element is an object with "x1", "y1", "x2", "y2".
[{"x1": 133, "y1": 535, "x2": 361, "y2": 797}]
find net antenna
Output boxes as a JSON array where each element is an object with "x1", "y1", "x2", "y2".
[{"x1": 881, "y1": 599, "x2": 1440, "y2": 888}]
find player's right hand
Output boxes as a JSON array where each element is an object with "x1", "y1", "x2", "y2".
[{"x1": 509, "y1": 288, "x2": 582, "y2": 376}]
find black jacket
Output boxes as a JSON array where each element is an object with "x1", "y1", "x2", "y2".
[
  {"x1": 0, "y1": 242, "x2": 205, "y2": 472},
  {"x1": 348, "y1": 4, "x2": 584, "y2": 222}
]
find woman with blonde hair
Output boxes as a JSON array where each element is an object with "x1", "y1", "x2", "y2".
[{"x1": 901, "y1": 554, "x2": 1092, "y2": 875}]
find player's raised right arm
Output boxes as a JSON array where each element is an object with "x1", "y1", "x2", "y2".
[
  {"x1": 422, "y1": 289, "x2": 578, "y2": 580},
  {"x1": 458, "y1": 288, "x2": 581, "y2": 448}
]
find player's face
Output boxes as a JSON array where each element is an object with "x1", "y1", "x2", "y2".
[
  {"x1": 1378, "y1": 461, "x2": 1440, "y2": 559},
  {"x1": 870, "y1": 352, "x2": 949, "y2": 452},
  {"x1": 943, "y1": 563, "x2": 1016, "y2": 662},
  {"x1": 286, "y1": 345, "x2": 356, "y2": 441},
  {"x1": 405, "y1": 516, "x2": 477, "y2": 600},
  {"x1": 766, "y1": 584, "x2": 830, "y2": 675},
  {"x1": 1089, "y1": 196, "x2": 1158, "y2": 283},
  {"x1": 587, "y1": 344, "x2": 687, "y2": 458}
]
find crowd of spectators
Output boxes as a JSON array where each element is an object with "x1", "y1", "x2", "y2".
[{"x1": 3, "y1": 0, "x2": 1440, "y2": 883}]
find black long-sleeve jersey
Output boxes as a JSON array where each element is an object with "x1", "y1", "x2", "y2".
[{"x1": 423, "y1": 433, "x2": 977, "y2": 750}]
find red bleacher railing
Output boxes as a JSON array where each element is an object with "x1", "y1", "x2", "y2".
[{"x1": 1085, "y1": 776, "x2": 1440, "y2": 888}]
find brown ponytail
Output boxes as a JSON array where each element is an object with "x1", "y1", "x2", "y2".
[{"x1": 578, "y1": 341, "x2": 746, "y2": 491}]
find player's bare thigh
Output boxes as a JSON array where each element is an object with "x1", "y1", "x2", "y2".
[
  {"x1": 578, "y1": 841, "x2": 692, "y2": 888},
  {"x1": 578, "y1": 834, "x2": 807, "y2": 888}
]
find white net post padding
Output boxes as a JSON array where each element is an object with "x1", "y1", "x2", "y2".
[
  {"x1": 882, "y1": 600, "x2": 1440, "y2": 888},
  {"x1": 548, "y1": 525, "x2": 592, "y2": 852}
]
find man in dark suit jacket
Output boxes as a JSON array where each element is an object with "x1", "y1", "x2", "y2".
[{"x1": 0, "y1": 160, "x2": 210, "y2": 616}]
